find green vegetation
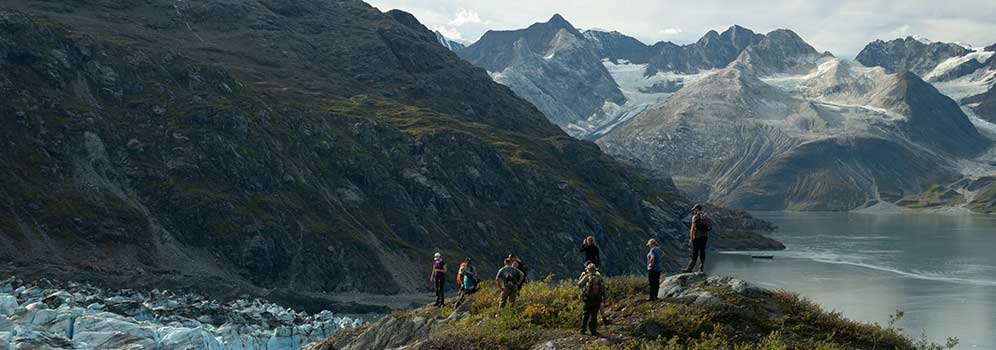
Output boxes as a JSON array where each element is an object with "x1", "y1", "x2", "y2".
[
  {"x1": 366, "y1": 276, "x2": 957, "y2": 350},
  {"x1": 895, "y1": 185, "x2": 965, "y2": 209}
]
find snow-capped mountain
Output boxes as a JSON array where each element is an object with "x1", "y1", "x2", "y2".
[
  {"x1": 858, "y1": 37, "x2": 996, "y2": 135},
  {"x1": 456, "y1": 20, "x2": 785, "y2": 138},
  {"x1": 599, "y1": 34, "x2": 993, "y2": 211},
  {"x1": 456, "y1": 14, "x2": 625, "y2": 135},
  {"x1": 856, "y1": 37, "x2": 972, "y2": 76},
  {"x1": 455, "y1": 17, "x2": 995, "y2": 212},
  {"x1": 434, "y1": 30, "x2": 466, "y2": 51}
]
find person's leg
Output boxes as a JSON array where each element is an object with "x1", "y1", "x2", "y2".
[
  {"x1": 580, "y1": 302, "x2": 591, "y2": 334},
  {"x1": 435, "y1": 278, "x2": 445, "y2": 305},
  {"x1": 509, "y1": 288, "x2": 518, "y2": 307},
  {"x1": 499, "y1": 289, "x2": 508, "y2": 309},
  {"x1": 648, "y1": 271, "x2": 661, "y2": 300},
  {"x1": 588, "y1": 299, "x2": 601, "y2": 334},
  {"x1": 683, "y1": 242, "x2": 697, "y2": 272},
  {"x1": 697, "y1": 237, "x2": 708, "y2": 272}
]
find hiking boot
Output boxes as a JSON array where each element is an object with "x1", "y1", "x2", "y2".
[
  {"x1": 591, "y1": 331, "x2": 601, "y2": 337},
  {"x1": 680, "y1": 268, "x2": 693, "y2": 273},
  {"x1": 580, "y1": 329, "x2": 586, "y2": 335}
]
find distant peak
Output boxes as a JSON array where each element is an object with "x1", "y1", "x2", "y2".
[
  {"x1": 725, "y1": 24, "x2": 754, "y2": 34},
  {"x1": 549, "y1": 13, "x2": 569, "y2": 25}
]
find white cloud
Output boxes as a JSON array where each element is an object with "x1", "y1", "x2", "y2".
[
  {"x1": 448, "y1": 9, "x2": 483, "y2": 27},
  {"x1": 434, "y1": 26, "x2": 464, "y2": 41},
  {"x1": 890, "y1": 24, "x2": 912, "y2": 38},
  {"x1": 658, "y1": 27, "x2": 683, "y2": 36}
]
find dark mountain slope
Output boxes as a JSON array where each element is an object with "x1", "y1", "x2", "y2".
[
  {"x1": 0, "y1": 1, "x2": 777, "y2": 302},
  {"x1": 856, "y1": 37, "x2": 971, "y2": 76}
]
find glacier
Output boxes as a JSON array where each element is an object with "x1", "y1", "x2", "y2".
[{"x1": 0, "y1": 277, "x2": 363, "y2": 350}]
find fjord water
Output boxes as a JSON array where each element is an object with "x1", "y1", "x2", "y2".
[{"x1": 711, "y1": 211, "x2": 996, "y2": 349}]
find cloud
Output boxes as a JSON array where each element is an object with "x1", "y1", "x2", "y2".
[
  {"x1": 434, "y1": 26, "x2": 464, "y2": 41},
  {"x1": 890, "y1": 24, "x2": 912, "y2": 38},
  {"x1": 658, "y1": 27, "x2": 683, "y2": 35},
  {"x1": 448, "y1": 9, "x2": 483, "y2": 27}
]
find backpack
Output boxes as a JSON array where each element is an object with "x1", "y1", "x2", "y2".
[
  {"x1": 500, "y1": 267, "x2": 520, "y2": 289},
  {"x1": 697, "y1": 215, "x2": 712, "y2": 233},
  {"x1": 456, "y1": 262, "x2": 469, "y2": 287},
  {"x1": 582, "y1": 274, "x2": 605, "y2": 300}
]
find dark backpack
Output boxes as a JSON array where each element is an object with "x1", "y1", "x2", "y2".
[
  {"x1": 582, "y1": 274, "x2": 605, "y2": 300},
  {"x1": 500, "y1": 267, "x2": 520, "y2": 289},
  {"x1": 697, "y1": 215, "x2": 712, "y2": 233}
]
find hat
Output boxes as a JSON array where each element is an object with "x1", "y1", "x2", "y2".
[
  {"x1": 692, "y1": 204, "x2": 703, "y2": 211},
  {"x1": 583, "y1": 260, "x2": 592, "y2": 267},
  {"x1": 434, "y1": 252, "x2": 442, "y2": 258},
  {"x1": 465, "y1": 257, "x2": 473, "y2": 262},
  {"x1": 646, "y1": 239, "x2": 658, "y2": 247}
]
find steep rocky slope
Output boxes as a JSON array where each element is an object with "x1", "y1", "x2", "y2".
[
  {"x1": 434, "y1": 31, "x2": 466, "y2": 51},
  {"x1": 600, "y1": 34, "x2": 991, "y2": 210},
  {"x1": 0, "y1": 0, "x2": 777, "y2": 303},
  {"x1": 455, "y1": 14, "x2": 625, "y2": 133},
  {"x1": 856, "y1": 37, "x2": 972, "y2": 76}
]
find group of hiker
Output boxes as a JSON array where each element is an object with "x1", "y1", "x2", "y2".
[{"x1": 428, "y1": 204, "x2": 712, "y2": 336}]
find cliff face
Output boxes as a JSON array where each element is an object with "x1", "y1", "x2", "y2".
[{"x1": 0, "y1": 1, "x2": 776, "y2": 299}]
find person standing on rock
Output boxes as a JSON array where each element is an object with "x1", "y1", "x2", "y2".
[
  {"x1": 430, "y1": 252, "x2": 447, "y2": 307},
  {"x1": 577, "y1": 262, "x2": 605, "y2": 336},
  {"x1": 580, "y1": 236, "x2": 601, "y2": 268},
  {"x1": 496, "y1": 257, "x2": 525, "y2": 310},
  {"x1": 646, "y1": 239, "x2": 664, "y2": 301},
  {"x1": 682, "y1": 204, "x2": 711, "y2": 273}
]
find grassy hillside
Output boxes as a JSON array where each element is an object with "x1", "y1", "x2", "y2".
[{"x1": 310, "y1": 275, "x2": 957, "y2": 350}]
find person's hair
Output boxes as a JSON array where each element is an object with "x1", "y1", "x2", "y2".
[
  {"x1": 504, "y1": 257, "x2": 514, "y2": 266},
  {"x1": 647, "y1": 238, "x2": 658, "y2": 247},
  {"x1": 585, "y1": 236, "x2": 597, "y2": 247}
]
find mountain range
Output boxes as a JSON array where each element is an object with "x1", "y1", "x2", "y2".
[
  {"x1": 450, "y1": 15, "x2": 996, "y2": 213},
  {"x1": 0, "y1": 0, "x2": 780, "y2": 303}
]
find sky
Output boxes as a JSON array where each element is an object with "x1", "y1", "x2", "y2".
[{"x1": 365, "y1": 0, "x2": 996, "y2": 58}]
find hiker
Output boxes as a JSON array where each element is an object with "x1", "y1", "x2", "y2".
[
  {"x1": 508, "y1": 254, "x2": 529, "y2": 283},
  {"x1": 682, "y1": 204, "x2": 711, "y2": 273},
  {"x1": 430, "y1": 252, "x2": 447, "y2": 307},
  {"x1": 577, "y1": 262, "x2": 605, "y2": 336},
  {"x1": 646, "y1": 239, "x2": 664, "y2": 301},
  {"x1": 577, "y1": 261, "x2": 610, "y2": 325},
  {"x1": 579, "y1": 236, "x2": 601, "y2": 268},
  {"x1": 496, "y1": 257, "x2": 525, "y2": 310},
  {"x1": 456, "y1": 257, "x2": 479, "y2": 303}
]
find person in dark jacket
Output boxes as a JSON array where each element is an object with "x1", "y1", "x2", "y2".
[
  {"x1": 682, "y1": 204, "x2": 709, "y2": 273},
  {"x1": 430, "y1": 252, "x2": 447, "y2": 306},
  {"x1": 580, "y1": 236, "x2": 601, "y2": 268}
]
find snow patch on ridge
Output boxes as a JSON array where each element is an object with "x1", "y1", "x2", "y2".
[{"x1": 569, "y1": 60, "x2": 718, "y2": 137}]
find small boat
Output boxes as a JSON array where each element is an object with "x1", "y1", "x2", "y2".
[{"x1": 751, "y1": 255, "x2": 774, "y2": 259}]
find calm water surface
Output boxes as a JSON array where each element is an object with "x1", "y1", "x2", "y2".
[{"x1": 710, "y1": 211, "x2": 996, "y2": 349}]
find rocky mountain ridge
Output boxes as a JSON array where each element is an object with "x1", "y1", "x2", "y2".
[
  {"x1": 455, "y1": 15, "x2": 995, "y2": 212},
  {"x1": 0, "y1": 0, "x2": 779, "y2": 304}
]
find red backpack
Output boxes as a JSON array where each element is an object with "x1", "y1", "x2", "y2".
[{"x1": 456, "y1": 261, "x2": 469, "y2": 287}]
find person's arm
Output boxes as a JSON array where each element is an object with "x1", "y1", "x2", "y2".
[
  {"x1": 689, "y1": 215, "x2": 697, "y2": 241},
  {"x1": 648, "y1": 252, "x2": 655, "y2": 270}
]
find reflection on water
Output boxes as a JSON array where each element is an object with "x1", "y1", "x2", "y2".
[{"x1": 709, "y1": 211, "x2": 996, "y2": 349}]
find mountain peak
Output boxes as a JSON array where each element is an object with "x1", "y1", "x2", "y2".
[{"x1": 548, "y1": 13, "x2": 572, "y2": 28}]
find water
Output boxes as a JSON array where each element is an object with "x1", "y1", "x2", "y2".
[{"x1": 709, "y1": 211, "x2": 996, "y2": 349}]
